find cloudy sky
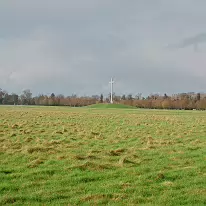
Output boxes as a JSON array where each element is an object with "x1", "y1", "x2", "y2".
[{"x1": 1, "y1": 0, "x2": 206, "y2": 96}]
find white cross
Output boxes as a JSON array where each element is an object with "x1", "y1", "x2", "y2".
[{"x1": 109, "y1": 78, "x2": 114, "y2": 104}]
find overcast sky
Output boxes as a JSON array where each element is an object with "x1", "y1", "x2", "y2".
[{"x1": 1, "y1": 0, "x2": 206, "y2": 96}]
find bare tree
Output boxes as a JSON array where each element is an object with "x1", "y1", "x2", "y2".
[{"x1": 20, "y1": 89, "x2": 32, "y2": 105}]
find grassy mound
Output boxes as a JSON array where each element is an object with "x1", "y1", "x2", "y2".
[{"x1": 86, "y1": 103, "x2": 136, "y2": 109}]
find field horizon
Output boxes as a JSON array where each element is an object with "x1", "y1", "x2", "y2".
[{"x1": 0, "y1": 106, "x2": 205, "y2": 205}]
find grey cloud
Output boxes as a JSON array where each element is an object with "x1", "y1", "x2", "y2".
[
  {"x1": 0, "y1": 0, "x2": 206, "y2": 96},
  {"x1": 166, "y1": 33, "x2": 206, "y2": 52}
]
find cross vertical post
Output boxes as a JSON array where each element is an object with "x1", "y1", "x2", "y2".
[{"x1": 109, "y1": 78, "x2": 114, "y2": 104}]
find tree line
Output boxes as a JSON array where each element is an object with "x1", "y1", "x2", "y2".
[{"x1": 0, "y1": 88, "x2": 206, "y2": 110}]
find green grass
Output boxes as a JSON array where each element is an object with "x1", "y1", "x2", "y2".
[
  {"x1": 0, "y1": 106, "x2": 205, "y2": 205},
  {"x1": 86, "y1": 103, "x2": 136, "y2": 109}
]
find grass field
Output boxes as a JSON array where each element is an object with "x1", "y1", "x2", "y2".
[{"x1": 0, "y1": 106, "x2": 205, "y2": 205}]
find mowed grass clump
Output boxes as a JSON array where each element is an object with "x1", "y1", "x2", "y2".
[{"x1": 0, "y1": 106, "x2": 205, "y2": 205}]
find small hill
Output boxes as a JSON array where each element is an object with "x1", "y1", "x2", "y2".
[{"x1": 86, "y1": 103, "x2": 136, "y2": 109}]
